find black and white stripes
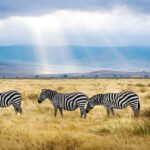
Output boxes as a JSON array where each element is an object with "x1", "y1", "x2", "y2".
[
  {"x1": 0, "y1": 90, "x2": 22, "y2": 114},
  {"x1": 0, "y1": 89, "x2": 140, "y2": 118},
  {"x1": 86, "y1": 91, "x2": 140, "y2": 117},
  {"x1": 38, "y1": 89, "x2": 88, "y2": 118}
]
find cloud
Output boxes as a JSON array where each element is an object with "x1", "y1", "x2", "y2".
[
  {"x1": 0, "y1": 9, "x2": 150, "y2": 46},
  {"x1": 0, "y1": 0, "x2": 150, "y2": 18},
  {"x1": 0, "y1": 1, "x2": 150, "y2": 74}
]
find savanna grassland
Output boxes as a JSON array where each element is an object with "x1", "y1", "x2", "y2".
[{"x1": 0, "y1": 79, "x2": 150, "y2": 150}]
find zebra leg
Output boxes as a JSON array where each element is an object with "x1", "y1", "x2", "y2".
[
  {"x1": 58, "y1": 108, "x2": 63, "y2": 117},
  {"x1": 106, "y1": 108, "x2": 110, "y2": 117},
  {"x1": 130, "y1": 101, "x2": 140, "y2": 117},
  {"x1": 82, "y1": 109, "x2": 87, "y2": 119},
  {"x1": 110, "y1": 109, "x2": 115, "y2": 116},
  {"x1": 18, "y1": 107, "x2": 22, "y2": 115},
  {"x1": 80, "y1": 111, "x2": 83, "y2": 118},
  {"x1": 83, "y1": 110, "x2": 87, "y2": 119},
  {"x1": 13, "y1": 105, "x2": 22, "y2": 115},
  {"x1": 54, "y1": 107, "x2": 58, "y2": 117},
  {"x1": 79, "y1": 107, "x2": 86, "y2": 119},
  {"x1": 15, "y1": 107, "x2": 22, "y2": 115},
  {"x1": 132, "y1": 108, "x2": 140, "y2": 117}
]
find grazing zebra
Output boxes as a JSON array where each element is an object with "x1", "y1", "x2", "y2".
[
  {"x1": 38, "y1": 89, "x2": 89, "y2": 118},
  {"x1": 86, "y1": 91, "x2": 140, "y2": 117},
  {"x1": 0, "y1": 90, "x2": 22, "y2": 114}
]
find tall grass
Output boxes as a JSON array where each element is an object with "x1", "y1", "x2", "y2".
[{"x1": 0, "y1": 79, "x2": 150, "y2": 150}]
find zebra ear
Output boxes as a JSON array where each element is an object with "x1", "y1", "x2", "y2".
[{"x1": 42, "y1": 89, "x2": 47, "y2": 92}]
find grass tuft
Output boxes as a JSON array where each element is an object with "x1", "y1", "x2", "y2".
[
  {"x1": 147, "y1": 84, "x2": 150, "y2": 87},
  {"x1": 136, "y1": 83, "x2": 145, "y2": 87},
  {"x1": 28, "y1": 93, "x2": 38, "y2": 100},
  {"x1": 140, "y1": 87, "x2": 147, "y2": 93},
  {"x1": 131, "y1": 121, "x2": 150, "y2": 136},
  {"x1": 57, "y1": 86, "x2": 64, "y2": 91},
  {"x1": 142, "y1": 107, "x2": 150, "y2": 118},
  {"x1": 43, "y1": 134, "x2": 83, "y2": 150}
]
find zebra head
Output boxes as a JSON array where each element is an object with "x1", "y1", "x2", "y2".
[
  {"x1": 38, "y1": 89, "x2": 57, "y2": 103},
  {"x1": 85, "y1": 100, "x2": 95, "y2": 113}
]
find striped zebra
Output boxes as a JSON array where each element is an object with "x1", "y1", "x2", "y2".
[
  {"x1": 38, "y1": 89, "x2": 89, "y2": 118},
  {"x1": 0, "y1": 90, "x2": 22, "y2": 114},
  {"x1": 86, "y1": 91, "x2": 140, "y2": 117}
]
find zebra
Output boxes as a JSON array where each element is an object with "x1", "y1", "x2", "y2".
[
  {"x1": 38, "y1": 89, "x2": 89, "y2": 118},
  {"x1": 86, "y1": 91, "x2": 140, "y2": 117},
  {"x1": 0, "y1": 90, "x2": 22, "y2": 114}
]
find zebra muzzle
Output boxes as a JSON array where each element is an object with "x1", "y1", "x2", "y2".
[{"x1": 38, "y1": 100, "x2": 41, "y2": 103}]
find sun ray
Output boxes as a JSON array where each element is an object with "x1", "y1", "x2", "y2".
[
  {"x1": 24, "y1": 14, "x2": 83, "y2": 74},
  {"x1": 8, "y1": 10, "x2": 137, "y2": 74}
]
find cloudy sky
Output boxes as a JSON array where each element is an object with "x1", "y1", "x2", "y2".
[{"x1": 0, "y1": 0, "x2": 150, "y2": 74}]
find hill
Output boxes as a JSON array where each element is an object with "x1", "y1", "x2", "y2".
[{"x1": 0, "y1": 45, "x2": 150, "y2": 77}]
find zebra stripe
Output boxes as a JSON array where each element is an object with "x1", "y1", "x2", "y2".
[
  {"x1": 86, "y1": 91, "x2": 140, "y2": 117},
  {"x1": 0, "y1": 90, "x2": 22, "y2": 114},
  {"x1": 38, "y1": 89, "x2": 88, "y2": 118}
]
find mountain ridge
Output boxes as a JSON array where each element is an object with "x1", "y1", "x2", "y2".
[{"x1": 0, "y1": 45, "x2": 150, "y2": 77}]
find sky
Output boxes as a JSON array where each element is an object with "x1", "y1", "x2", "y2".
[{"x1": 0, "y1": 0, "x2": 150, "y2": 74}]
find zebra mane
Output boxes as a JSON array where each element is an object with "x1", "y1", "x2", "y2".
[
  {"x1": 42, "y1": 89, "x2": 56, "y2": 92},
  {"x1": 90, "y1": 95, "x2": 95, "y2": 100},
  {"x1": 42, "y1": 89, "x2": 48, "y2": 92},
  {"x1": 90, "y1": 94, "x2": 103, "y2": 105},
  {"x1": 42, "y1": 89, "x2": 58, "y2": 95},
  {"x1": 90, "y1": 94, "x2": 103, "y2": 100}
]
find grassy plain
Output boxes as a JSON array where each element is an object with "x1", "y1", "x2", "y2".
[{"x1": 0, "y1": 79, "x2": 150, "y2": 150}]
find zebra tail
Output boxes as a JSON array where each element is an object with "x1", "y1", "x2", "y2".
[{"x1": 138, "y1": 101, "x2": 140, "y2": 111}]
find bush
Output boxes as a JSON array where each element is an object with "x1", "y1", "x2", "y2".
[
  {"x1": 57, "y1": 86, "x2": 64, "y2": 91},
  {"x1": 140, "y1": 87, "x2": 147, "y2": 93},
  {"x1": 136, "y1": 83, "x2": 145, "y2": 87},
  {"x1": 127, "y1": 83, "x2": 133, "y2": 86},
  {"x1": 144, "y1": 94, "x2": 150, "y2": 99},
  {"x1": 142, "y1": 108, "x2": 150, "y2": 118},
  {"x1": 147, "y1": 84, "x2": 150, "y2": 87}
]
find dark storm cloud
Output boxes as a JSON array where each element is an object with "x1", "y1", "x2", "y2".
[{"x1": 0, "y1": 0, "x2": 150, "y2": 18}]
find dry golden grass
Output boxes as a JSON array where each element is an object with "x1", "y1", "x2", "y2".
[{"x1": 0, "y1": 78, "x2": 150, "y2": 150}]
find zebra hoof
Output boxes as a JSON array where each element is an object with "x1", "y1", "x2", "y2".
[{"x1": 134, "y1": 110, "x2": 140, "y2": 117}]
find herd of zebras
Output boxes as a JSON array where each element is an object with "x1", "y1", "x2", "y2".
[{"x1": 0, "y1": 89, "x2": 140, "y2": 118}]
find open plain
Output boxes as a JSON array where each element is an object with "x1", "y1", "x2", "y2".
[{"x1": 0, "y1": 79, "x2": 150, "y2": 150}]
